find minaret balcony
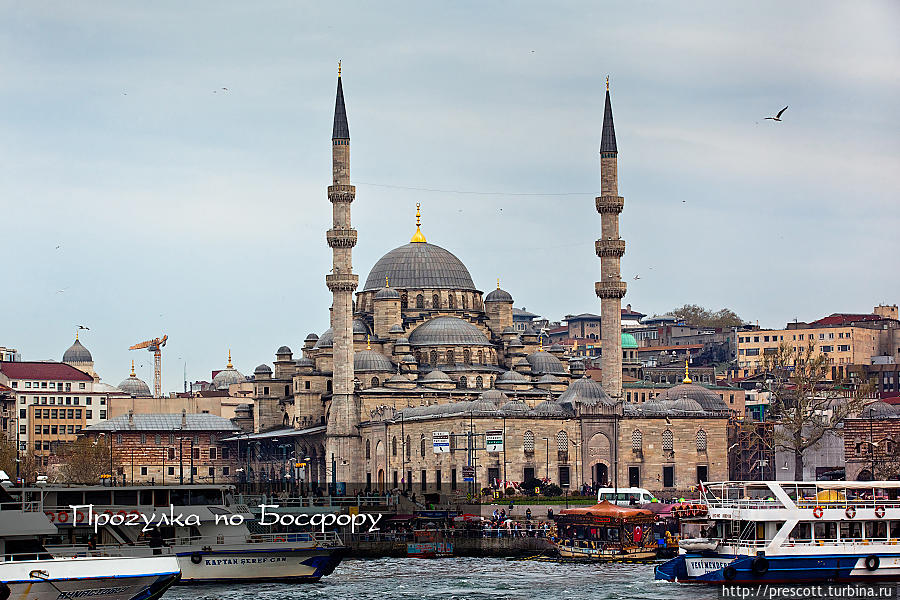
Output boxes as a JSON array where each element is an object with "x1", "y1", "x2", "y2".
[
  {"x1": 326, "y1": 273, "x2": 359, "y2": 292},
  {"x1": 328, "y1": 184, "x2": 356, "y2": 203},
  {"x1": 595, "y1": 280, "x2": 627, "y2": 299},
  {"x1": 327, "y1": 228, "x2": 358, "y2": 248},
  {"x1": 595, "y1": 238, "x2": 626, "y2": 258},
  {"x1": 595, "y1": 195, "x2": 624, "y2": 214}
]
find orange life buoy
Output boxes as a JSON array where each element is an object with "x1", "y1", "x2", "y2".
[
  {"x1": 846, "y1": 506, "x2": 857, "y2": 519},
  {"x1": 45, "y1": 511, "x2": 56, "y2": 523},
  {"x1": 813, "y1": 506, "x2": 824, "y2": 519},
  {"x1": 875, "y1": 506, "x2": 886, "y2": 519},
  {"x1": 274, "y1": 536, "x2": 286, "y2": 543},
  {"x1": 57, "y1": 511, "x2": 69, "y2": 523}
]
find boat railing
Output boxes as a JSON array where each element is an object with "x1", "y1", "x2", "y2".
[
  {"x1": 0, "y1": 500, "x2": 42, "y2": 513},
  {"x1": 235, "y1": 494, "x2": 398, "y2": 509},
  {"x1": 705, "y1": 497, "x2": 900, "y2": 511},
  {"x1": 724, "y1": 536, "x2": 900, "y2": 551},
  {"x1": 166, "y1": 531, "x2": 344, "y2": 548}
]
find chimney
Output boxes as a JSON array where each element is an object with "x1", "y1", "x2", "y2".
[
  {"x1": 181, "y1": 408, "x2": 187, "y2": 428},
  {"x1": 128, "y1": 409, "x2": 134, "y2": 428}
]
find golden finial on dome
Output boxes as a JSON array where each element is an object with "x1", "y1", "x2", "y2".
[
  {"x1": 410, "y1": 202, "x2": 427, "y2": 243},
  {"x1": 540, "y1": 336, "x2": 543, "y2": 351},
  {"x1": 606, "y1": 75, "x2": 609, "y2": 91},
  {"x1": 497, "y1": 277, "x2": 501, "y2": 289},
  {"x1": 338, "y1": 60, "x2": 341, "y2": 78},
  {"x1": 227, "y1": 350, "x2": 233, "y2": 369},
  {"x1": 385, "y1": 276, "x2": 389, "y2": 288},
  {"x1": 366, "y1": 335, "x2": 371, "y2": 350},
  {"x1": 130, "y1": 360, "x2": 136, "y2": 378},
  {"x1": 683, "y1": 360, "x2": 692, "y2": 384}
]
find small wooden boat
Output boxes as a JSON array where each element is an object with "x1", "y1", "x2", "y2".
[{"x1": 553, "y1": 500, "x2": 657, "y2": 562}]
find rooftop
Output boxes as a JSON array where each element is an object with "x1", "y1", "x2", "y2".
[
  {"x1": 0, "y1": 361, "x2": 94, "y2": 382},
  {"x1": 83, "y1": 413, "x2": 239, "y2": 432}
]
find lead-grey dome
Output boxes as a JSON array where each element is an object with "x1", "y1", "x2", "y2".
[
  {"x1": 374, "y1": 286, "x2": 401, "y2": 300},
  {"x1": 295, "y1": 357, "x2": 314, "y2": 368},
  {"x1": 362, "y1": 242, "x2": 476, "y2": 291},
  {"x1": 657, "y1": 383, "x2": 728, "y2": 413},
  {"x1": 862, "y1": 400, "x2": 899, "y2": 419},
  {"x1": 500, "y1": 399, "x2": 530, "y2": 415},
  {"x1": 480, "y1": 389, "x2": 509, "y2": 405},
  {"x1": 671, "y1": 397, "x2": 705, "y2": 414},
  {"x1": 305, "y1": 333, "x2": 319, "y2": 342},
  {"x1": 531, "y1": 400, "x2": 568, "y2": 416},
  {"x1": 408, "y1": 317, "x2": 491, "y2": 347},
  {"x1": 276, "y1": 346, "x2": 292, "y2": 355},
  {"x1": 254, "y1": 364, "x2": 272, "y2": 375},
  {"x1": 526, "y1": 351, "x2": 567, "y2": 375},
  {"x1": 354, "y1": 350, "x2": 394, "y2": 372},
  {"x1": 313, "y1": 328, "x2": 333, "y2": 349},
  {"x1": 498, "y1": 370, "x2": 528, "y2": 382},
  {"x1": 484, "y1": 288, "x2": 513, "y2": 303},
  {"x1": 558, "y1": 377, "x2": 614, "y2": 407},
  {"x1": 118, "y1": 374, "x2": 151, "y2": 397},
  {"x1": 353, "y1": 319, "x2": 370, "y2": 335},
  {"x1": 421, "y1": 369, "x2": 452, "y2": 383},
  {"x1": 212, "y1": 366, "x2": 245, "y2": 390},
  {"x1": 63, "y1": 339, "x2": 92, "y2": 363}
]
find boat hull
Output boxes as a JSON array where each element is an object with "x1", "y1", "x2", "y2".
[
  {"x1": 0, "y1": 556, "x2": 180, "y2": 600},
  {"x1": 174, "y1": 546, "x2": 345, "y2": 583},
  {"x1": 656, "y1": 553, "x2": 900, "y2": 584},
  {"x1": 557, "y1": 545, "x2": 656, "y2": 562}
]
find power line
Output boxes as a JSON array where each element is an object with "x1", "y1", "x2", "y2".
[{"x1": 354, "y1": 181, "x2": 593, "y2": 197}]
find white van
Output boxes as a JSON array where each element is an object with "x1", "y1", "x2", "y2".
[{"x1": 597, "y1": 487, "x2": 656, "y2": 506}]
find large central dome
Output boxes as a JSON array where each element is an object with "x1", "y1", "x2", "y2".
[{"x1": 363, "y1": 242, "x2": 476, "y2": 292}]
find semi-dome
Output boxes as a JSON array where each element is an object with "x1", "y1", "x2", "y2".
[
  {"x1": 354, "y1": 350, "x2": 394, "y2": 372},
  {"x1": 558, "y1": 377, "x2": 614, "y2": 407},
  {"x1": 362, "y1": 242, "x2": 476, "y2": 292},
  {"x1": 640, "y1": 400, "x2": 666, "y2": 415},
  {"x1": 118, "y1": 363, "x2": 151, "y2": 397},
  {"x1": 313, "y1": 328, "x2": 333, "y2": 349},
  {"x1": 657, "y1": 383, "x2": 728, "y2": 412},
  {"x1": 621, "y1": 333, "x2": 638, "y2": 349},
  {"x1": 63, "y1": 338, "x2": 92, "y2": 363},
  {"x1": 408, "y1": 317, "x2": 491, "y2": 347},
  {"x1": 353, "y1": 319, "x2": 370, "y2": 335},
  {"x1": 254, "y1": 364, "x2": 273, "y2": 375},
  {"x1": 526, "y1": 351, "x2": 567, "y2": 375},
  {"x1": 484, "y1": 287, "x2": 513, "y2": 303},
  {"x1": 374, "y1": 286, "x2": 401, "y2": 300}
]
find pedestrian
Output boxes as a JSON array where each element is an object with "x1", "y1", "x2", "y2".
[
  {"x1": 547, "y1": 507, "x2": 554, "y2": 518},
  {"x1": 525, "y1": 508, "x2": 532, "y2": 521}
]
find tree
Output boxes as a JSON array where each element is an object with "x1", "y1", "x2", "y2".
[
  {"x1": 762, "y1": 341, "x2": 873, "y2": 478},
  {"x1": 56, "y1": 437, "x2": 118, "y2": 484},
  {"x1": 667, "y1": 304, "x2": 744, "y2": 328},
  {"x1": 0, "y1": 440, "x2": 40, "y2": 483}
]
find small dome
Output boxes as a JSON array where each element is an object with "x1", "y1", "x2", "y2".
[
  {"x1": 862, "y1": 400, "x2": 899, "y2": 419},
  {"x1": 295, "y1": 357, "x2": 314, "y2": 368},
  {"x1": 532, "y1": 400, "x2": 567, "y2": 416},
  {"x1": 353, "y1": 319, "x2": 370, "y2": 335},
  {"x1": 401, "y1": 354, "x2": 417, "y2": 363},
  {"x1": 480, "y1": 388, "x2": 509, "y2": 405},
  {"x1": 385, "y1": 373, "x2": 415, "y2": 388},
  {"x1": 408, "y1": 317, "x2": 491, "y2": 347},
  {"x1": 304, "y1": 333, "x2": 319, "y2": 342},
  {"x1": 389, "y1": 324, "x2": 405, "y2": 334},
  {"x1": 549, "y1": 344, "x2": 564, "y2": 352},
  {"x1": 657, "y1": 383, "x2": 728, "y2": 413},
  {"x1": 374, "y1": 286, "x2": 401, "y2": 300},
  {"x1": 508, "y1": 337, "x2": 524, "y2": 348},
  {"x1": 63, "y1": 339, "x2": 92, "y2": 363},
  {"x1": 621, "y1": 333, "x2": 638, "y2": 349},
  {"x1": 536, "y1": 374, "x2": 563, "y2": 388},
  {"x1": 526, "y1": 351, "x2": 567, "y2": 375},
  {"x1": 117, "y1": 374, "x2": 151, "y2": 397},
  {"x1": 422, "y1": 369, "x2": 452, "y2": 383},
  {"x1": 313, "y1": 328, "x2": 333, "y2": 349},
  {"x1": 641, "y1": 400, "x2": 666, "y2": 415},
  {"x1": 498, "y1": 370, "x2": 529, "y2": 382},
  {"x1": 395, "y1": 336, "x2": 410, "y2": 345},
  {"x1": 484, "y1": 288, "x2": 513, "y2": 303},
  {"x1": 469, "y1": 398, "x2": 499, "y2": 414},
  {"x1": 254, "y1": 364, "x2": 272, "y2": 375},
  {"x1": 212, "y1": 367, "x2": 245, "y2": 390},
  {"x1": 671, "y1": 397, "x2": 705, "y2": 414},
  {"x1": 354, "y1": 350, "x2": 394, "y2": 372},
  {"x1": 276, "y1": 345, "x2": 292, "y2": 355},
  {"x1": 500, "y1": 399, "x2": 530, "y2": 415},
  {"x1": 558, "y1": 377, "x2": 614, "y2": 407}
]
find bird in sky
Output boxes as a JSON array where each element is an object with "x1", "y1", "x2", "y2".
[
  {"x1": 78, "y1": 325, "x2": 90, "y2": 330},
  {"x1": 633, "y1": 275, "x2": 641, "y2": 280},
  {"x1": 55, "y1": 245, "x2": 60, "y2": 249},
  {"x1": 765, "y1": 106, "x2": 789, "y2": 121}
]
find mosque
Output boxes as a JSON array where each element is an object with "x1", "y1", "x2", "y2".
[{"x1": 247, "y1": 70, "x2": 731, "y2": 496}]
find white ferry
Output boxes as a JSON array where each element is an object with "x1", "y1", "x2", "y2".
[
  {"x1": 0, "y1": 487, "x2": 180, "y2": 600},
  {"x1": 656, "y1": 480, "x2": 900, "y2": 584},
  {"x1": 26, "y1": 484, "x2": 344, "y2": 584}
]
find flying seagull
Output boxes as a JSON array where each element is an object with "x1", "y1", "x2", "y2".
[
  {"x1": 78, "y1": 325, "x2": 90, "y2": 330},
  {"x1": 765, "y1": 106, "x2": 789, "y2": 121}
]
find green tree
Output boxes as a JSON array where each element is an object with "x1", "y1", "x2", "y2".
[
  {"x1": 667, "y1": 304, "x2": 744, "y2": 328},
  {"x1": 762, "y1": 341, "x2": 872, "y2": 477},
  {"x1": 56, "y1": 437, "x2": 118, "y2": 484}
]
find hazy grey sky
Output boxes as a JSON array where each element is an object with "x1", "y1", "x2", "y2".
[{"x1": 2, "y1": 1, "x2": 898, "y2": 392}]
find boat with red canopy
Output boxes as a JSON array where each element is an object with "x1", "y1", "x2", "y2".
[{"x1": 554, "y1": 500, "x2": 657, "y2": 561}]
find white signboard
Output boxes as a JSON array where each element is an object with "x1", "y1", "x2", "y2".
[
  {"x1": 433, "y1": 431, "x2": 450, "y2": 454},
  {"x1": 485, "y1": 430, "x2": 503, "y2": 453},
  {"x1": 684, "y1": 557, "x2": 733, "y2": 577}
]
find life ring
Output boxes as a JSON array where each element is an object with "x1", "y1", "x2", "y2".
[
  {"x1": 274, "y1": 536, "x2": 286, "y2": 543},
  {"x1": 751, "y1": 555, "x2": 769, "y2": 576},
  {"x1": 865, "y1": 555, "x2": 880, "y2": 571},
  {"x1": 813, "y1": 506, "x2": 824, "y2": 519},
  {"x1": 45, "y1": 511, "x2": 56, "y2": 523},
  {"x1": 76, "y1": 511, "x2": 85, "y2": 523},
  {"x1": 723, "y1": 565, "x2": 738, "y2": 581},
  {"x1": 57, "y1": 511, "x2": 69, "y2": 523},
  {"x1": 190, "y1": 553, "x2": 203, "y2": 564},
  {"x1": 0, "y1": 581, "x2": 10, "y2": 600},
  {"x1": 875, "y1": 506, "x2": 886, "y2": 519}
]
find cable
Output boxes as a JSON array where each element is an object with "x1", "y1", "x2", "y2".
[{"x1": 354, "y1": 181, "x2": 593, "y2": 197}]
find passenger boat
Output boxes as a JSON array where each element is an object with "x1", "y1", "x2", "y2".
[
  {"x1": 24, "y1": 484, "x2": 345, "y2": 584},
  {"x1": 553, "y1": 500, "x2": 657, "y2": 561},
  {"x1": 655, "y1": 480, "x2": 900, "y2": 584},
  {"x1": 0, "y1": 486, "x2": 180, "y2": 600}
]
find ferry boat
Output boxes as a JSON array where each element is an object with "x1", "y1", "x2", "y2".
[
  {"x1": 554, "y1": 500, "x2": 657, "y2": 561},
  {"x1": 0, "y1": 486, "x2": 180, "y2": 600},
  {"x1": 655, "y1": 480, "x2": 900, "y2": 584},
  {"x1": 24, "y1": 484, "x2": 345, "y2": 584}
]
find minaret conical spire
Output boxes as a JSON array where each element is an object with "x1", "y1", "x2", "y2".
[
  {"x1": 332, "y1": 62, "x2": 350, "y2": 140},
  {"x1": 600, "y1": 77, "x2": 617, "y2": 154}
]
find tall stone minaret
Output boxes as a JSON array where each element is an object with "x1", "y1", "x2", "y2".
[
  {"x1": 325, "y1": 62, "x2": 360, "y2": 487},
  {"x1": 595, "y1": 77, "x2": 626, "y2": 401}
]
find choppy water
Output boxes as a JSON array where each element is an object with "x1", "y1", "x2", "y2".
[{"x1": 164, "y1": 558, "x2": 720, "y2": 600}]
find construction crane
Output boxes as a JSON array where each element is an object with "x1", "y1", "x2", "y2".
[{"x1": 129, "y1": 335, "x2": 168, "y2": 397}]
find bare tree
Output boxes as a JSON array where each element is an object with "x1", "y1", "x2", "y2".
[
  {"x1": 666, "y1": 304, "x2": 744, "y2": 328},
  {"x1": 0, "y1": 440, "x2": 40, "y2": 484},
  {"x1": 762, "y1": 340, "x2": 873, "y2": 478},
  {"x1": 56, "y1": 437, "x2": 119, "y2": 484}
]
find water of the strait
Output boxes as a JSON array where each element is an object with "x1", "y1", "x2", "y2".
[{"x1": 163, "y1": 558, "x2": 721, "y2": 600}]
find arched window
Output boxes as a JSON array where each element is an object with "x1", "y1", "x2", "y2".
[
  {"x1": 631, "y1": 429, "x2": 643, "y2": 452},
  {"x1": 458, "y1": 376, "x2": 467, "y2": 389},
  {"x1": 475, "y1": 375, "x2": 483, "y2": 389},
  {"x1": 524, "y1": 431, "x2": 535, "y2": 453},
  {"x1": 432, "y1": 294, "x2": 440, "y2": 309},
  {"x1": 430, "y1": 350, "x2": 438, "y2": 365},
  {"x1": 326, "y1": 379, "x2": 332, "y2": 392},
  {"x1": 477, "y1": 350, "x2": 484, "y2": 364},
  {"x1": 371, "y1": 377, "x2": 379, "y2": 388},
  {"x1": 401, "y1": 294, "x2": 408, "y2": 309},
  {"x1": 420, "y1": 434, "x2": 426, "y2": 457},
  {"x1": 447, "y1": 349, "x2": 455, "y2": 364},
  {"x1": 365, "y1": 439, "x2": 371, "y2": 460},
  {"x1": 557, "y1": 430, "x2": 568, "y2": 452},
  {"x1": 463, "y1": 349, "x2": 471, "y2": 364},
  {"x1": 416, "y1": 294, "x2": 424, "y2": 309},
  {"x1": 663, "y1": 429, "x2": 674, "y2": 452},
  {"x1": 406, "y1": 435, "x2": 411, "y2": 459},
  {"x1": 696, "y1": 429, "x2": 707, "y2": 452},
  {"x1": 448, "y1": 294, "x2": 455, "y2": 310},
  {"x1": 392, "y1": 436, "x2": 398, "y2": 457},
  {"x1": 462, "y1": 295, "x2": 468, "y2": 310},
  {"x1": 284, "y1": 385, "x2": 290, "y2": 396}
]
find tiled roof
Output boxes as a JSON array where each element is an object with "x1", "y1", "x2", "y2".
[
  {"x1": 83, "y1": 413, "x2": 239, "y2": 432},
  {"x1": 809, "y1": 313, "x2": 882, "y2": 327},
  {"x1": 0, "y1": 361, "x2": 93, "y2": 381}
]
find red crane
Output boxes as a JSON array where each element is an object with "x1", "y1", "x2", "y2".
[{"x1": 129, "y1": 335, "x2": 167, "y2": 397}]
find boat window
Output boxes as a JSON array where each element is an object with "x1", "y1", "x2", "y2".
[
  {"x1": 789, "y1": 522, "x2": 812, "y2": 543},
  {"x1": 139, "y1": 490, "x2": 153, "y2": 505},
  {"x1": 813, "y1": 521, "x2": 837, "y2": 541},
  {"x1": 56, "y1": 491, "x2": 83, "y2": 507},
  {"x1": 85, "y1": 490, "x2": 112, "y2": 505},
  {"x1": 170, "y1": 490, "x2": 189, "y2": 506},
  {"x1": 154, "y1": 489, "x2": 170, "y2": 507},
  {"x1": 891, "y1": 521, "x2": 900, "y2": 538},
  {"x1": 114, "y1": 491, "x2": 138, "y2": 505},
  {"x1": 866, "y1": 520, "x2": 887, "y2": 540},
  {"x1": 840, "y1": 521, "x2": 863, "y2": 540},
  {"x1": 189, "y1": 489, "x2": 218, "y2": 505}
]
